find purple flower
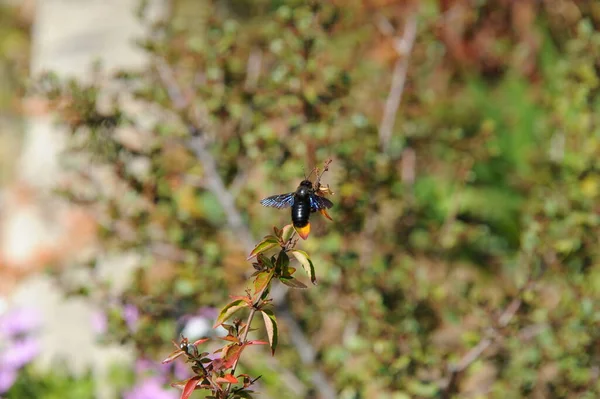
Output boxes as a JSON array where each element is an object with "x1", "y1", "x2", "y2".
[
  {"x1": 0, "y1": 308, "x2": 40, "y2": 337},
  {"x1": 123, "y1": 304, "x2": 139, "y2": 332},
  {"x1": 135, "y1": 358, "x2": 155, "y2": 375},
  {"x1": 90, "y1": 310, "x2": 108, "y2": 335},
  {"x1": 173, "y1": 360, "x2": 189, "y2": 380},
  {"x1": 197, "y1": 307, "x2": 218, "y2": 320},
  {"x1": 0, "y1": 307, "x2": 40, "y2": 394},
  {"x1": 0, "y1": 368, "x2": 17, "y2": 393},
  {"x1": 1, "y1": 338, "x2": 40, "y2": 369},
  {"x1": 123, "y1": 377, "x2": 178, "y2": 399}
]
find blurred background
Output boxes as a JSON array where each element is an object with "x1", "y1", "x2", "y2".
[{"x1": 1, "y1": 0, "x2": 600, "y2": 398}]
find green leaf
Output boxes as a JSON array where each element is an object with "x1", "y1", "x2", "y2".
[
  {"x1": 281, "y1": 224, "x2": 295, "y2": 242},
  {"x1": 275, "y1": 250, "x2": 289, "y2": 273},
  {"x1": 260, "y1": 309, "x2": 278, "y2": 355},
  {"x1": 214, "y1": 300, "x2": 248, "y2": 327},
  {"x1": 279, "y1": 276, "x2": 307, "y2": 289},
  {"x1": 247, "y1": 236, "x2": 279, "y2": 259},
  {"x1": 253, "y1": 270, "x2": 274, "y2": 296},
  {"x1": 257, "y1": 253, "x2": 273, "y2": 268},
  {"x1": 291, "y1": 250, "x2": 317, "y2": 284},
  {"x1": 234, "y1": 392, "x2": 254, "y2": 399}
]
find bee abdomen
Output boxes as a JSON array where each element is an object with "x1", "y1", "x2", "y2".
[{"x1": 291, "y1": 198, "x2": 311, "y2": 227}]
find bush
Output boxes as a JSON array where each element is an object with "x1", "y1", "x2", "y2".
[{"x1": 29, "y1": 1, "x2": 600, "y2": 398}]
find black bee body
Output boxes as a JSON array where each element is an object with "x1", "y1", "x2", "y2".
[
  {"x1": 260, "y1": 179, "x2": 333, "y2": 239},
  {"x1": 291, "y1": 180, "x2": 313, "y2": 229}
]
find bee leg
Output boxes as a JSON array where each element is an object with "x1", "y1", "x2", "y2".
[{"x1": 319, "y1": 208, "x2": 333, "y2": 221}]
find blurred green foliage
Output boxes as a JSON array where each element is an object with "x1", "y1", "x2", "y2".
[
  {"x1": 7, "y1": 366, "x2": 95, "y2": 399},
  {"x1": 33, "y1": 0, "x2": 600, "y2": 398},
  {"x1": 0, "y1": 2, "x2": 30, "y2": 183}
]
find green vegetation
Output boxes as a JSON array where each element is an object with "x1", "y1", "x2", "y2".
[{"x1": 18, "y1": 1, "x2": 600, "y2": 398}]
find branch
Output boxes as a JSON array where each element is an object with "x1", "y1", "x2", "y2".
[
  {"x1": 279, "y1": 309, "x2": 337, "y2": 399},
  {"x1": 156, "y1": 58, "x2": 254, "y2": 252},
  {"x1": 377, "y1": 13, "x2": 418, "y2": 153},
  {"x1": 188, "y1": 135, "x2": 255, "y2": 252},
  {"x1": 441, "y1": 285, "x2": 529, "y2": 396}
]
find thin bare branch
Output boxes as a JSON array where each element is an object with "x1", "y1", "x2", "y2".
[
  {"x1": 377, "y1": 13, "x2": 418, "y2": 153},
  {"x1": 188, "y1": 135, "x2": 255, "y2": 251},
  {"x1": 156, "y1": 57, "x2": 254, "y2": 251},
  {"x1": 279, "y1": 308, "x2": 337, "y2": 399},
  {"x1": 244, "y1": 48, "x2": 263, "y2": 91},
  {"x1": 441, "y1": 286, "x2": 528, "y2": 396}
]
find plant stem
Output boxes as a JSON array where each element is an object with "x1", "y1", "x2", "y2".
[
  {"x1": 234, "y1": 307, "x2": 257, "y2": 373},
  {"x1": 224, "y1": 273, "x2": 272, "y2": 397}
]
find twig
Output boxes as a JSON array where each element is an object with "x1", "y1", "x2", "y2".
[
  {"x1": 156, "y1": 58, "x2": 254, "y2": 252},
  {"x1": 230, "y1": 308, "x2": 257, "y2": 374},
  {"x1": 188, "y1": 135, "x2": 255, "y2": 252},
  {"x1": 244, "y1": 48, "x2": 262, "y2": 91},
  {"x1": 279, "y1": 309, "x2": 337, "y2": 399},
  {"x1": 377, "y1": 13, "x2": 418, "y2": 153},
  {"x1": 441, "y1": 286, "x2": 529, "y2": 396}
]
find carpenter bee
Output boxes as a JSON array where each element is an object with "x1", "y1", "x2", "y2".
[{"x1": 260, "y1": 160, "x2": 334, "y2": 240}]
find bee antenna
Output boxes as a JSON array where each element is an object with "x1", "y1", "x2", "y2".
[
  {"x1": 306, "y1": 167, "x2": 316, "y2": 181},
  {"x1": 315, "y1": 159, "x2": 332, "y2": 187}
]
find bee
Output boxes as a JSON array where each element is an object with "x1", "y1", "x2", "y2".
[{"x1": 260, "y1": 161, "x2": 334, "y2": 240}]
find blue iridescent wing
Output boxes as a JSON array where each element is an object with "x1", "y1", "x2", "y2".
[
  {"x1": 260, "y1": 192, "x2": 295, "y2": 209},
  {"x1": 309, "y1": 194, "x2": 334, "y2": 212}
]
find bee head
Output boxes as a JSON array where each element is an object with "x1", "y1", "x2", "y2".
[{"x1": 297, "y1": 180, "x2": 313, "y2": 197}]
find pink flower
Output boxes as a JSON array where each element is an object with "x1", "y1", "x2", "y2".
[
  {"x1": 123, "y1": 377, "x2": 178, "y2": 399},
  {"x1": 90, "y1": 310, "x2": 108, "y2": 334},
  {"x1": 0, "y1": 368, "x2": 17, "y2": 393},
  {"x1": 0, "y1": 308, "x2": 40, "y2": 337},
  {"x1": 123, "y1": 304, "x2": 139, "y2": 332},
  {"x1": 0, "y1": 338, "x2": 40, "y2": 369}
]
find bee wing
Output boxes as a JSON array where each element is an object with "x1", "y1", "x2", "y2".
[
  {"x1": 309, "y1": 194, "x2": 334, "y2": 212},
  {"x1": 260, "y1": 192, "x2": 295, "y2": 209}
]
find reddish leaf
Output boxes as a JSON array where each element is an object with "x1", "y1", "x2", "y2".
[
  {"x1": 246, "y1": 340, "x2": 268, "y2": 345},
  {"x1": 260, "y1": 309, "x2": 278, "y2": 355},
  {"x1": 229, "y1": 295, "x2": 252, "y2": 305},
  {"x1": 279, "y1": 276, "x2": 307, "y2": 289},
  {"x1": 247, "y1": 236, "x2": 279, "y2": 259},
  {"x1": 221, "y1": 344, "x2": 245, "y2": 369},
  {"x1": 192, "y1": 338, "x2": 210, "y2": 346},
  {"x1": 220, "y1": 334, "x2": 241, "y2": 343},
  {"x1": 170, "y1": 380, "x2": 188, "y2": 389},
  {"x1": 162, "y1": 348, "x2": 185, "y2": 364},
  {"x1": 214, "y1": 300, "x2": 248, "y2": 328},
  {"x1": 291, "y1": 250, "x2": 317, "y2": 284},
  {"x1": 216, "y1": 374, "x2": 239, "y2": 384},
  {"x1": 273, "y1": 226, "x2": 281, "y2": 238},
  {"x1": 181, "y1": 376, "x2": 202, "y2": 399}
]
